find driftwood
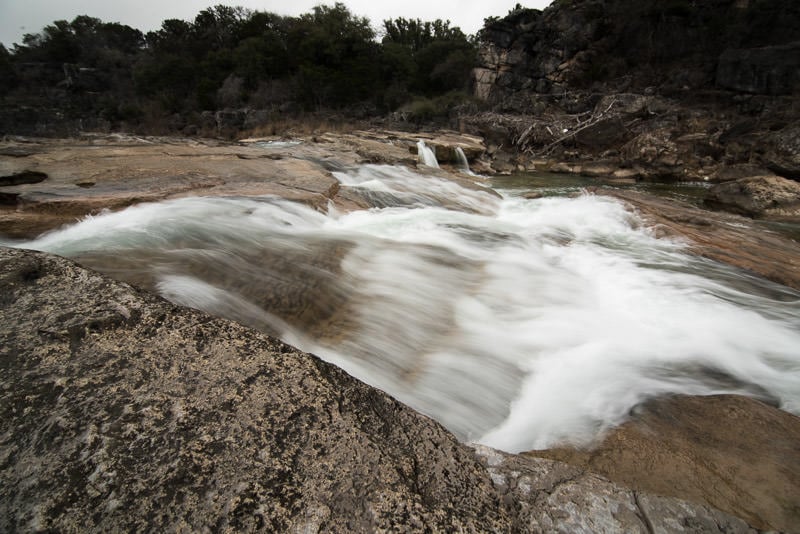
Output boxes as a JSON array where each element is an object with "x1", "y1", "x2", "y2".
[{"x1": 463, "y1": 95, "x2": 646, "y2": 157}]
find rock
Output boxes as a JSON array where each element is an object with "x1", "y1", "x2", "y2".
[
  {"x1": 0, "y1": 247, "x2": 762, "y2": 532},
  {"x1": 716, "y1": 41, "x2": 800, "y2": 95},
  {"x1": 574, "y1": 117, "x2": 629, "y2": 150},
  {"x1": 0, "y1": 247, "x2": 505, "y2": 532},
  {"x1": 528, "y1": 395, "x2": 800, "y2": 532},
  {"x1": 473, "y1": 446, "x2": 755, "y2": 534},
  {"x1": 405, "y1": 131, "x2": 486, "y2": 163},
  {"x1": 710, "y1": 163, "x2": 774, "y2": 182},
  {"x1": 602, "y1": 188, "x2": 800, "y2": 290},
  {"x1": 764, "y1": 124, "x2": 800, "y2": 180},
  {"x1": 705, "y1": 174, "x2": 800, "y2": 219},
  {"x1": 475, "y1": 1, "x2": 800, "y2": 106},
  {"x1": 579, "y1": 161, "x2": 617, "y2": 178}
]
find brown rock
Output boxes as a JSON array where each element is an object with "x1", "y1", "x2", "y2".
[
  {"x1": 705, "y1": 174, "x2": 800, "y2": 219},
  {"x1": 602, "y1": 188, "x2": 800, "y2": 290},
  {"x1": 528, "y1": 395, "x2": 800, "y2": 532}
]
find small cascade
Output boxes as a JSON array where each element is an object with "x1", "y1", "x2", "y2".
[
  {"x1": 454, "y1": 146, "x2": 473, "y2": 175},
  {"x1": 416, "y1": 140, "x2": 439, "y2": 168}
]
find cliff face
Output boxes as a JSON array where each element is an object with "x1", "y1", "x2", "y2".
[{"x1": 474, "y1": 0, "x2": 800, "y2": 109}]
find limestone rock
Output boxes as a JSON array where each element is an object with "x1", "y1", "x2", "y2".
[
  {"x1": 765, "y1": 124, "x2": 800, "y2": 180},
  {"x1": 528, "y1": 395, "x2": 800, "y2": 533},
  {"x1": 603, "y1": 188, "x2": 800, "y2": 290},
  {"x1": 705, "y1": 174, "x2": 800, "y2": 219},
  {"x1": 0, "y1": 247, "x2": 506, "y2": 532},
  {"x1": 473, "y1": 446, "x2": 755, "y2": 534}
]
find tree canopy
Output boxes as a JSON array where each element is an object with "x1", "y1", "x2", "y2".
[{"x1": 2, "y1": 3, "x2": 477, "y2": 124}]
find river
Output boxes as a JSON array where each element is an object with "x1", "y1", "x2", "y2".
[{"x1": 6, "y1": 164, "x2": 800, "y2": 452}]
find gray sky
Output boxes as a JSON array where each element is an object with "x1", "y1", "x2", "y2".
[{"x1": 0, "y1": 0, "x2": 553, "y2": 48}]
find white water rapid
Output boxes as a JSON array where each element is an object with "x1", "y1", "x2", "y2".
[
  {"x1": 454, "y1": 146, "x2": 473, "y2": 175},
  {"x1": 7, "y1": 164, "x2": 800, "y2": 452},
  {"x1": 416, "y1": 140, "x2": 440, "y2": 168}
]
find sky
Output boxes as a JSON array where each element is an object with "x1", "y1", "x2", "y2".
[{"x1": 0, "y1": 0, "x2": 553, "y2": 48}]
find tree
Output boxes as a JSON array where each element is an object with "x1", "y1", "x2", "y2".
[{"x1": 380, "y1": 17, "x2": 476, "y2": 100}]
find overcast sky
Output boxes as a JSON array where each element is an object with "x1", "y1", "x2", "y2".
[{"x1": 0, "y1": 0, "x2": 553, "y2": 48}]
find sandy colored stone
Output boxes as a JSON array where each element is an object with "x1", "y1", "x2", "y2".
[
  {"x1": 705, "y1": 174, "x2": 800, "y2": 220},
  {"x1": 528, "y1": 395, "x2": 800, "y2": 532}
]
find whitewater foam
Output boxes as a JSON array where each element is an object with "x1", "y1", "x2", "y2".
[{"x1": 9, "y1": 164, "x2": 800, "y2": 452}]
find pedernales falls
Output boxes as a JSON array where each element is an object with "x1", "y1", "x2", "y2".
[{"x1": 5, "y1": 155, "x2": 800, "y2": 454}]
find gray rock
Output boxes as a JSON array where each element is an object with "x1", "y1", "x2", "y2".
[
  {"x1": 765, "y1": 124, "x2": 800, "y2": 180},
  {"x1": 705, "y1": 174, "x2": 800, "y2": 219},
  {"x1": 0, "y1": 247, "x2": 506, "y2": 532},
  {"x1": 472, "y1": 446, "x2": 756, "y2": 534}
]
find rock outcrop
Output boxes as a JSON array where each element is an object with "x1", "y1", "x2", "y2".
[
  {"x1": 601, "y1": 188, "x2": 800, "y2": 290},
  {"x1": 716, "y1": 41, "x2": 800, "y2": 96},
  {"x1": 529, "y1": 395, "x2": 800, "y2": 533},
  {"x1": 705, "y1": 174, "x2": 800, "y2": 219},
  {"x1": 469, "y1": 0, "x2": 800, "y2": 192},
  {"x1": 0, "y1": 246, "x2": 762, "y2": 532},
  {"x1": 475, "y1": 0, "x2": 800, "y2": 105},
  {"x1": 0, "y1": 132, "x2": 484, "y2": 239}
]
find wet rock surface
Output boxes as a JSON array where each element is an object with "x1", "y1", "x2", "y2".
[
  {"x1": 601, "y1": 188, "x2": 800, "y2": 290},
  {"x1": 528, "y1": 395, "x2": 800, "y2": 533},
  {"x1": 0, "y1": 246, "x2": 764, "y2": 532}
]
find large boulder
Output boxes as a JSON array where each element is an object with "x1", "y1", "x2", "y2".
[
  {"x1": 0, "y1": 246, "x2": 760, "y2": 532},
  {"x1": 705, "y1": 174, "x2": 800, "y2": 219},
  {"x1": 0, "y1": 247, "x2": 505, "y2": 532}
]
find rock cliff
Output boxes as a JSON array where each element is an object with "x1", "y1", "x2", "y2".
[
  {"x1": 0, "y1": 246, "x2": 763, "y2": 532},
  {"x1": 469, "y1": 0, "x2": 800, "y2": 206},
  {"x1": 475, "y1": 0, "x2": 800, "y2": 105}
]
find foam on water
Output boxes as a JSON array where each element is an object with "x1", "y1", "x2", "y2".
[{"x1": 8, "y1": 164, "x2": 800, "y2": 452}]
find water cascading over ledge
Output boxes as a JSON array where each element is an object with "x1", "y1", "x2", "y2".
[
  {"x1": 5, "y1": 164, "x2": 800, "y2": 453},
  {"x1": 416, "y1": 140, "x2": 440, "y2": 168}
]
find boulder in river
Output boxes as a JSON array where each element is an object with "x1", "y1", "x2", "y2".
[{"x1": 704, "y1": 174, "x2": 800, "y2": 220}]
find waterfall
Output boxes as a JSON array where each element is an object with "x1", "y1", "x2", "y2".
[
  {"x1": 454, "y1": 146, "x2": 473, "y2": 175},
  {"x1": 416, "y1": 140, "x2": 439, "y2": 168},
  {"x1": 8, "y1": 164, "x2": 800, "y2": 453}
]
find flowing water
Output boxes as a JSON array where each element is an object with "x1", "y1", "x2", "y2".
[{"x1": 5, "y1": 164, "x2": 800, "y2": 452}]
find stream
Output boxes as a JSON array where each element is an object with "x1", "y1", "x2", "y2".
[{"x1": 5, "y1": 164, "x2": 800, "y2": 452}]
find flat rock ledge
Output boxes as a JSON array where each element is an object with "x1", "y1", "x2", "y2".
[{"x1": 1, "y1": 246, "x2": 759, "y2": 532}]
